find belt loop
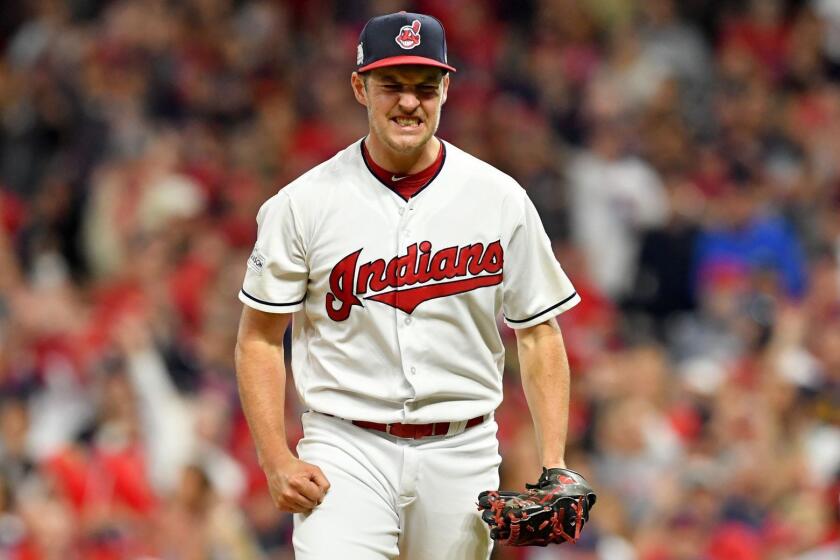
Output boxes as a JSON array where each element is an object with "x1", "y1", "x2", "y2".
[{"x1": 447, "y1": 420, "x2": 467, "y2": 436}]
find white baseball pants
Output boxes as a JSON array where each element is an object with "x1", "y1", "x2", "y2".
[{"x1": 292, "y1": 411, "x2": 501, "y2": 559}]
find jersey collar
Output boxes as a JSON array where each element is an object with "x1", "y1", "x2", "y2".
[{"x1": 359, "y1": 137, "x2": 447, "y2": 202}]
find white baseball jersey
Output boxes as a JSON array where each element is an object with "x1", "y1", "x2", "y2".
[{"x1": 239, "y1": 138, "x2": 580, "y2": 424}]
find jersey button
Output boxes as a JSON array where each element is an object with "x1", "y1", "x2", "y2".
[
  {"x1": 410, "y1": 366, "x2": 417, "y2": 375},
  {"x1": 398, "y1": 207, "x2": 405, "y2": 215},
  {"x1": 404, "y1": 317, "x2": 412, "y2": 325}
]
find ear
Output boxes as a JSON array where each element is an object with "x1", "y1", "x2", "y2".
[
  {"x1": 351, "y1": 72, "x2": 368, "y2": 107},
  {"x1": 440, "y1": 73, "x2": 450, "y2": 106}
]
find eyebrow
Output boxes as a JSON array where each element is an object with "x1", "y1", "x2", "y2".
[
  {"x1": 376, "y1": 72, "x2": 442, "y2": 84},
  {"x1": 378, "y1": 76, "x2": 440, "y2": 87}
]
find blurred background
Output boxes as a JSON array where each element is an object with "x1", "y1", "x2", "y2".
[{"x1": 0, "y1": 0, "x2": 839, "y2": 558}]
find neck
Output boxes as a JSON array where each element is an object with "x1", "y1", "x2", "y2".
[{"x1": 364, "y1": 134, "x2": 440, "y2": 175}]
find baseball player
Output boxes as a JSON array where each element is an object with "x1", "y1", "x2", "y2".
[{"x1": 235, "y1": 11, "x2": 590, "y2": 559}]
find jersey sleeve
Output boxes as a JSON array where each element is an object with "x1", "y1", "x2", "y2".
[
  {"x1": 239, "y1": 192, "x2": 308, "y2": 313},
  {"x1": 502, "y1": 192, "x2": 580, "y2": 329}
]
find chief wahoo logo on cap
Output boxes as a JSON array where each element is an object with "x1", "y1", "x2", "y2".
[{"x1": 395, "y1": 20, "x2": 422, "y2": 49}]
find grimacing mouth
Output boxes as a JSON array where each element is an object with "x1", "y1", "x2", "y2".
[{"x1": 391, "y1": 115, "x2": 423, "y2": 127}]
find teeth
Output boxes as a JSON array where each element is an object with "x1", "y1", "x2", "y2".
[{"x1": 395, "y1": 117, "x2": 419, "y2": 126}]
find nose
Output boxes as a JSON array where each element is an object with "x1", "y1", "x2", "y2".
[{"x1": 397, "y1": 91, "x2": 421, "y2": 113}]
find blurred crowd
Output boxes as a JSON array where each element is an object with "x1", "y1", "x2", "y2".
[{"x1": 0, "y1": 0, "x2": 839, "y2": 558}]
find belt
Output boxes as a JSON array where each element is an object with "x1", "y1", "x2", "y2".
[{"x1": 344, "y1": 414, "x2": 487, "y2": 439}]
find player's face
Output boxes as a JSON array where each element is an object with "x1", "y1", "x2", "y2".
[{"x1": 352, "y1": 66, "x2": 449, "y2": 155}]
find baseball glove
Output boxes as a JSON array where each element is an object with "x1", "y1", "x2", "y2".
[{"x1": 477, "y1": 467, "x2": 596, "y2": 546}]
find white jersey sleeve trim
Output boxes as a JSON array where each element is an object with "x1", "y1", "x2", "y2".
[
  {"x1": 239, "y1": 289, "x2": 305, "y2": 314},
  {"x1": 503, "y1": 291, "x2": 581, "y2": 329}
]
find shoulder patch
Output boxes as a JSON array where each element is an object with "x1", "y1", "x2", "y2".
[{"x1": 247, "y1": 247, "x2": 266, "y2": 275}]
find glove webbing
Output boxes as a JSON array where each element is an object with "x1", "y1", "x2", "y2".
[{"x1": 547, "y1": 497, "x2": 584, "y2": 543}]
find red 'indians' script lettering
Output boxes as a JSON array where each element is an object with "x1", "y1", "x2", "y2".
[{"x1": 326, "y1": 240, "x2": 503, "y2": 321}]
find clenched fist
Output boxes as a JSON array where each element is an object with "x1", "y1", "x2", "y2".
[{"x1": 264, "y1": 455, "x2": 331, "y2": 513}]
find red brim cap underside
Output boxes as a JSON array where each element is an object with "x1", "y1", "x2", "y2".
[{"x1": 358, "y1": 55, "x2": 456, "y2": 73}]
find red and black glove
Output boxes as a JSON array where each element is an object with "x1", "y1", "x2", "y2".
[{"x1": 477, "y1": 467, "x2": 596, "y2": 546}]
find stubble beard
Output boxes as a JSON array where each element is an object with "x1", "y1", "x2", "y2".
[{"x1": 368, "y1": 105, "x2": 441, "y2": 155}]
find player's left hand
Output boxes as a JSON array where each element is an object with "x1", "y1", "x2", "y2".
[{"x1": 477, "y1": 467, "x2": 596, "y2": 546}]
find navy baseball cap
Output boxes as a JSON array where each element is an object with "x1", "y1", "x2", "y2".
[{"x1": 356, "y1": 12, "x2": 456, "y2": 73}]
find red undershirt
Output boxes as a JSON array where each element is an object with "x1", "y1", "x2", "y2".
[{"x1": 362, "y1": 140, "x2": 445, "y2": 200}]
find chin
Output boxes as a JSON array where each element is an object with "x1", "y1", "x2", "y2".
[
  {"x1": 385, "y1": 133, "x2": 432, "y2": 154},
  {"x1": 388, "y1": 140, "x2": 423, "y2": 153}
]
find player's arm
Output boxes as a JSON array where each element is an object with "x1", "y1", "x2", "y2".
[
  {"x1": 515, "y1": 317, "x2": 570, "y2": 469},
  {"x1": 235, "y1": 306, "x2": 330, "y2": 513}
]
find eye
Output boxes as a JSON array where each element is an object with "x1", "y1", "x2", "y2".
[{"x1": 382, "y1": 84, "x2": 402, "y2": 92}]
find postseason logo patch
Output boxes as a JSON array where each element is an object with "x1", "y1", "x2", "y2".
[{"x1": 247, "y1": 247, "x2": 266, "y2": 275}]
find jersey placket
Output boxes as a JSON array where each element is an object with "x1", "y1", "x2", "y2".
[{"x1": 394, "y1": 198, "x2": 420, "y2": 419}]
